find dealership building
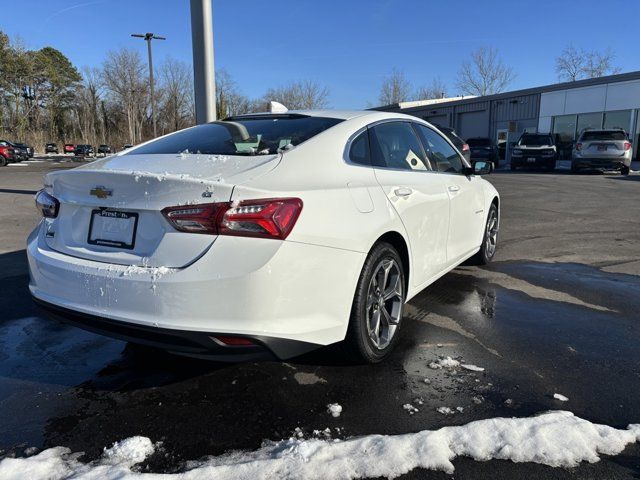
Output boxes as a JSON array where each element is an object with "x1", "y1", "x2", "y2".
[{"x1": 376, "y1": 71, "x2": 640, "y2": 160}]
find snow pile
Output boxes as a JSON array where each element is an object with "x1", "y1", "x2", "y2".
[
  {"x1": 0, "y1": 436, "x2": 153, "y2": 480},
  {"x1": 2, "y1": 412, "x2": 639, "y2": 479},
  {"x1": 554, "y1": 393, "x2": 569, "y2": 402},
  {"x1": 327, "y1": 403, "x2": 343, "y2": 418},
  {"x1": 403, "y1": 404, "x2": 419, "y2": 415},
  {"x1": 428, "y1": 356, "x2": 460, "y2": 369}
]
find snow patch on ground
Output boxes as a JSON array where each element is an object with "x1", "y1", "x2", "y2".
[
  {"x1": 2, "y1": 412, "x2": 639, "y2": 479},
  {"x1": 461, "y1": 364, "x2": 485, "y2": 372},
  {"x1": 554, "y1": 393, "x2": 569, "y2": 402},
  {"x1": 327, "y1": 403, "x2": 342, "y2": 418},
  {"x1": 428, "y1": 356, "x2": 460, "y2": 369}
]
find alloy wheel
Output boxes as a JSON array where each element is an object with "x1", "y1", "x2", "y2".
[
  {"x1": 366, "y1": 258, "x2": 403, "y2": 350},
  {"x1": 485, "y1": 209, "x2": 498, "y2": 257}
]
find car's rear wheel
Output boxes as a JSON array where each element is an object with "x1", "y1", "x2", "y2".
[
  {"x1": 571, "y1": 162, "x2": 580, "y2": 173},
  {"x1": 346, "y1": 242, "x2": 405, "y2": 363},
  {"x1": 470, "y1": 203, "x2": 499, "y2": 265},
  {"x1": 0, "y1": 156, "x2": 7, "y2": 167},
  {"x1": 621, "y1": 165, "x2": 630, "y2": 176}
]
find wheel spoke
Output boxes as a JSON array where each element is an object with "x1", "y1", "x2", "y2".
[
  {"x1": 383, "y1": 274, "x2": 401, "y2": 301},
  {"x1": 368, "y1": 309, "x2": 381, "y2": 344}
]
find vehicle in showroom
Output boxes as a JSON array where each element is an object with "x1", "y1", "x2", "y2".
[
  {"x1": 45, "y1": 143, "x2": 59, "y2": 154},
  {"x1": 571, "y1": 129, "x2": 631, "y2": 175},
  {"x1": 0, "y1": 140, "x2": 16, "y2": 166},
  {"x1": 63, "y1": 143, "x2": 75, "y2": 154},
  {"x1": 74, "y1": 144, "x2": 94, "y2": 157},
  {"x1": 97, "y1": 144, "x2": 112, "y2": 156},
  {"x1": 510, "y1": 133, "x2": 557, "y2": 171},
  {"x1": 28, "y1": 109, "x2": 499, "y2": 363},
  {"x1": 434, "y1": 125, "x2": 470, "y2": 164},
  {"x1": 467, "y1": 137, "x2": 499, "y2": 170}
]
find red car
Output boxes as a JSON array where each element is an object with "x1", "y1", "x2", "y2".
[
  {"x1": 63, "y1": 143, "x2": 75, "y2": 154},
  {"x1": 0, "y1": 140, "x2": 16, "y2": 166}
]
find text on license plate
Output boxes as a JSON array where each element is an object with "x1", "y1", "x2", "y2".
[
  {"x1": 88, "y1": 209, "x2": 138, "y2": 249},
  {"x1": 527, "y1": 157, "x2": 536, "y2": 162}
]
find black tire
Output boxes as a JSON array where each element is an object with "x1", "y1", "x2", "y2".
[
  {"x1": 510, "y1": 164, "x2": 517, "y2": 171},
  {"x1": 470, "y1": 203, "x2": 499, "y2": 265},
  {"x1": 621, "y1": 165, "x2": 630, "y2": 176},
  {"x1": 0, "y1": 156, "x2": 7, "y2": 167},
  {"x1": 571, "y1": 162, "x2": 580, "y2": 174},
  {"x1": 346, "y1": 242, "x2": 406, "y2": 363}
]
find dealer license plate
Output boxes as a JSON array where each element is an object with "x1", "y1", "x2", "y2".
[{"x1": 88, "y1": 209, "x2": 138, "y2": 249}]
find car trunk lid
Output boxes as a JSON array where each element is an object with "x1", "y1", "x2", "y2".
[{"x1": 43, "y1": 153, "x2": 280, "y2": 267}]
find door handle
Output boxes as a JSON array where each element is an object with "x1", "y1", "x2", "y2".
[
  {"x1": 448, "y1": 185, "x2": 460, "y2": 193},
  {"x1": 394, "y1": 187, "x2": 413, "y2": 197}
]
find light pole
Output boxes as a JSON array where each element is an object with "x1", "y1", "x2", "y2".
[
  {"x1": 131, "y1": 32, "x2": 165, "y2": 138},
  {"x1": 190, "y1": 0, "x2": 216, "y2": 124}
]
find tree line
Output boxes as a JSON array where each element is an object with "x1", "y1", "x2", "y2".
[{"x1": 0, "y1": 29, "x2": 623, "y2": 150}]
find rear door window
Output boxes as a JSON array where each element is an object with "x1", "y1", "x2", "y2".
[
  {"x1": 348, "y1": 130, "x2": 371, "y2": 166},
  {"x1": 414, "y1": 124, "x2": 464, "y2": 174},
  {"x1": 581, "y1": 131, "x2": 627, "y2": 141},
  {"x1": 369, "y1": 122, "x2": 431, "y2": 171}
]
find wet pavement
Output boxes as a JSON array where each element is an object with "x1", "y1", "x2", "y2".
[{"x1": 1, "y1": 163, "x2": 639, "y2": 478}]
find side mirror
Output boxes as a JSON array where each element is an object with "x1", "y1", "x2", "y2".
[{"x1": 473, "y1": 161, "x2": 491, "y2": 175}]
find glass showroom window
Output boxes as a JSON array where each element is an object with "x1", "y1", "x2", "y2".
[
  {"x1": 577, "y1": 112, "x2": 603, "y2": 136},
  {"x1": 552, "y1": 114, "x2": 577, "y2": 160},
  {"x1": 603, "y1": 110, "x2": 632, "y2": 132}
]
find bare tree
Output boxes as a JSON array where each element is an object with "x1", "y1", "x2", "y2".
[
  {"x1": 102, "y1": 48, "x2": 148, "y2": 144},
  {"x1": 415, "y1": 77, "x2": 448, "y2": 100},
  {"x1": 378, "y1": 69, "x2": 412, "y2": 105},
  {"x1": 456, "y1": 47, "x2": 514, "y2": 96},
  {"x1": 215, "y1": 68, "x2": 252, "y2": 118},
  {"x1": 158, "y1": 57, "x2": 194, "y2": 133},
  {"x1": 263, "y1": 80, "x2": 330, "y2": 110},
  {"x1": 556, "y1": 45, "x2": 621, "y2": 81}
]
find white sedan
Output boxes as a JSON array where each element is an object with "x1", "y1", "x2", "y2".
[{"x1": 27, "y1": 110, "x2": 499, "y2": 363}]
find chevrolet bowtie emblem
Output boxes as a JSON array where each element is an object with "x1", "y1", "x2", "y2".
[{"x1": 90, "y1": 186, "x2": 112, "y2": 199}]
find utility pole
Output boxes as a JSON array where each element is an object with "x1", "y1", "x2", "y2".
[
  {"x1": 131, "y1": 32, "x2": 166, "y2": 138},
  {"x1": 190, "y1": 0, "x2": 216, "y2": 124}
]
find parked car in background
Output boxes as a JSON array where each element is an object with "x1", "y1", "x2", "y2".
[
  {"x1": 510, "y1": 133, "x2": 557, "y2": 171},
  {"x1": 97, "y1": 144, "x2": 112, "y2": 156},
  {"x1": 571, "y1": 129, "x2": 631, "y2": 175},
  {"x1": 28, "y1": 110, "x2": 499, "y2": 363},
  {"x1": 14, "y1": 142, "x2": 33, "y2": 158},
  {"x1": 434, "y1": 126, "x2": 470, "y2": 164},
  {"x1": 63, "y1": 144, "x2": 75, "y2": 154},
  {"x1": 45, "y1": 143, "x2": 59, "y2": 154},
  {"x1": 0, "y1": 140, "x2": 16, "y2": 166},
  {"x1": 9, "y1": 141, "x2": 29, "y2": 161},
  {"x1": 122, "y1": 143, "x2": 133, "y2": 150},
  {"x1": 467, "y1": 137, "x2": 499, "y2": 170},
  {"x1": 74, "y1": 144, "x2": 94, "y2": 157}
]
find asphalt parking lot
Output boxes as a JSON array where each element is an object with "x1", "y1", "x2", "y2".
[{"x1": 1, "y1": 158, "x2": 640, "y2": 478}]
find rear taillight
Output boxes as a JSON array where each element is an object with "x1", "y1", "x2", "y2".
[
  {"x1": 35, "y1": 190, "x2": 59, "y2": 218},
  {"x1": 575, "y1": 143, "x2": 582, "y2": 151},
  {"x1": 462, "y1": 143, "x2": 469, "y2": 152},
  {"x1": 162, "y1": 198, "x2": 303, "y2": 240},
  {"x1": 624, "y1": 141, "x2": 631, "y2": 151},
  {"x1": 213, "y1": 336, "x2": 255, "y2": 346}
]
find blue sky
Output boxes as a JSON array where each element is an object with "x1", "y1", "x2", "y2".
[{"x1": 3, "y1": 0, "x2": 639, "y2": 108}]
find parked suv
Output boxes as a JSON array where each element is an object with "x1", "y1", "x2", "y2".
[
  {"x1": 74, "y1": 144, "x2": 94, "y2": 157},
  {"x1": 45, "y1": 143, "x2": 59, "y2": 154},
  {"x1": 63, "y1": 143, "x2": 75, "y2": 154},
  {"x1": 572, "y1": 129, "x2": 632, "y2": 175},
  {"x1": 0, "y1": 140, "x2": 16, "y2": 166},
  {"x1": 14, "y1": 142, "x2": 33, "y2": 158},
  {"x1": 97, "y1": 144, "x2": 112, "y2": 156},
  {"x1": 9, "y1": 141, "x2": 29, "y2": 161},
  {"x1": 511, "y1": 133, "x2": 557, "y2": 171},
  {"x1": 467, "y1": 137, "x2": 499, "y2": 170}
]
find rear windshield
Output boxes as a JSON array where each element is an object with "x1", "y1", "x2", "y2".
[
  {"x1": 518, "y1": 134, "x2": 553, "y2": 146},
  {"x1": 467, "y1": 138, "x2": 491, "y2": 147},
  {"x1": 126, "y1": 115, "x2": 344, "y2": 156},
  {"x1": 581, "y1": 130, "x2": 627, "y2": 141}
]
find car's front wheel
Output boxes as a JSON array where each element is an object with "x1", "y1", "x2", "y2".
[
  {"x1": 621, "y1": 165, "x2": 630, "y2": 176},
  {"x1": 0, "y1": 156, "x2": 7, "y2": 167},
  {"x1": 346, "y1": 242, "x2": 405, "y2": 363}
]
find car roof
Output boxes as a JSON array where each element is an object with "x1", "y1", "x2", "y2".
[{"x1": 227, "y1": 109, "x2": 395, "y2": 121}]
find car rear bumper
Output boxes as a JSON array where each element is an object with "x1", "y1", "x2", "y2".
[
  {"x1": 572, "y1": 157, "x2": 631, "y2": 170},
  {"x1": 511, "y1": 156, "x2": 555, "y2": 167},
  {"x1": 27, "y1": 222, "x2": 365, "y2": 359}
]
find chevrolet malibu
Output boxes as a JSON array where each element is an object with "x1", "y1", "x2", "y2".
[{"x1": 27, "y1": 110, "x2": 500, "y2": 363}]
